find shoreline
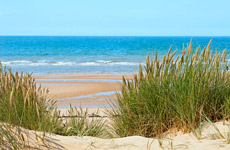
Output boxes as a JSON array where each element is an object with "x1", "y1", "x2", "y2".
[{"x1": 34, "y1": 74, "x2": 124, "y2": 108}]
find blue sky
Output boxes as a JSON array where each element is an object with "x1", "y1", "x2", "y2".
[{"x1": 0, "y1": 0, "x2": 229, "y2": 36}]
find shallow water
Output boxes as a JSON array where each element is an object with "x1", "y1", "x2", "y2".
[{"x1": 55, "y1": 91, "x2": 121, "y2": 101}]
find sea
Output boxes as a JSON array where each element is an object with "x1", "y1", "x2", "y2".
[{"x1": 0, "y1": 36, "x2": 230, "y2": 74}]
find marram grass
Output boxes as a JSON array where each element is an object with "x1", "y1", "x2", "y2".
[
  {"x1": 108, "y1": 39, "x2": 230, "y2": 138},
  {"x1": 0, "y1": 64, "x2": 62, "y2": 149},
  {"x1": 0, "y1": 64, "x2": 107, "y2": 149},
  {"x1": 0, "y1": 65, "x2": 60, "y2": 133}
]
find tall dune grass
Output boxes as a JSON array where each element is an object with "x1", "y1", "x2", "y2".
[
  {"x1": 0, "y1": 64, "x2": 106, "y2": 148},
  {"x1": 0, "y1": 64, "x2": 62, "y2": 149},
  {"x1": 0, "y1": 65, "x2": 60, "y2": 133},
  {"x1": 108, "y1": 40, "x2": 230, "y2": 138}
]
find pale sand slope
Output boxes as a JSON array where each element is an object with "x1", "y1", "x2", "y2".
[{"x1": 24, "y1": 121, "x2": 230, "y2": 150}]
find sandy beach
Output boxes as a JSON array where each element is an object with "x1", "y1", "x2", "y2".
[{"x1": 34, "y1": 74, "x2": 126, "y2": 108}]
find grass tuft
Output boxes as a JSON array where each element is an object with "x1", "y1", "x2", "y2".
[
  {"x1": 108, "y1": 39, "x2": 230, "y2": 138},
  {"x1": 0, "y1": 64, "x2": 107, "y2": 148},
  {"x1": 55, "y1": 106, "x2": 107, "y2": 138}
]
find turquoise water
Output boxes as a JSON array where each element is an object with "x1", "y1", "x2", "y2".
[{"x1": 0, "y1": 36, "x2": 230, "y2": 74}]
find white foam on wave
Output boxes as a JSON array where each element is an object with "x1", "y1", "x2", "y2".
[
  {"x1": 1, "y1": 60, "x2": 141, "y2": 67},
  {"x1": 28, "y1": 62, "x2": 49, "y2": 66},
  {"x1": 1, "y1": 60, "x2": 31, "y2": 66},
  {"x1": 1, "y1": 60, "x2": 31, "y2": 65},
  {"x1": 1, "y1": 60, "x2": 50, "y2": 66},
  {"x1": 11, "y1": 60, "x2": 31, "y2": 63},
  {"x1": 79, "y1": 62, "x2": 100, "y2": 66},
  {"x1": 97, "y1": 60, "x2": 112, "y2": 63},
  {"x1": 110, "y1": 62, "x2": 139, "y2": 65},
  {"x1": 52, "y1": 62, "x2": 76, "y2": 66},
  {"x1": 1, "y1": 60, "x2": 74, "y2": 67}
]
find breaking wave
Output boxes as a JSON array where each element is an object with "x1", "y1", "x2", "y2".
[{"x1": 1, "y1": 60, "x2": 140, "y2": 67}]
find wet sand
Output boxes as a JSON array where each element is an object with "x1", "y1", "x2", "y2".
[{"x1": 34, "y1": 74, "x2": 125, "y2": 108}]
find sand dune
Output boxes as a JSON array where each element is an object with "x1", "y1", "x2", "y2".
[{"x1": 21, "y1": 120, "x2": 230, "y2": 150}]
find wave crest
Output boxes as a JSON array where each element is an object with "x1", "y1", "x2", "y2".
[{"x1": 1, "y1": 60, "x2": 140, "y2": 67}]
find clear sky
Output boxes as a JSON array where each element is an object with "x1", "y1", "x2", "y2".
[{"x1": 0, "y1": 0, "x2": 229, "y2": 36}]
